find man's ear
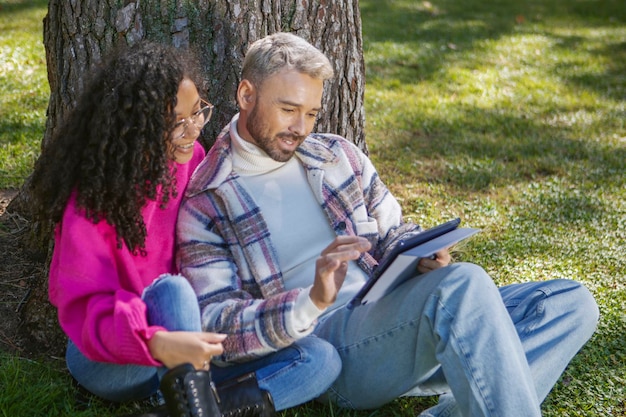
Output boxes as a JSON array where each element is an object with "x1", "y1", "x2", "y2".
[{"x1": 237, "y1": 79, "x2": 256, "y2": 110}]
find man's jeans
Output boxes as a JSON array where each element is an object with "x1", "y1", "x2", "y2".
[
  {"x1": 314, "y1": 262, "x2": 599, "y2": 417},
  {"x1": 65, "y1": 274, "x2": 340, "y2": 410}
]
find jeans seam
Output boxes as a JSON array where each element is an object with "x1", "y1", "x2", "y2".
[
  {"x1": 506, "y1": 290, "x2": 549, "y2": 335},
  {"x1": 324, "y1": 385, "x2": 355, "y2": 409},
  {"x1": 329, "y1": 318, "x2": 421, "y2": 409},
  {"x1": 437, "y1": 296, "x2": 498, "y2": 417},
  {"x1": 256, "y1": 348, "x2": 303, "y2": 382},
  {"x1": 334, "y1": 318, "x2": 420, "y2": 354}
]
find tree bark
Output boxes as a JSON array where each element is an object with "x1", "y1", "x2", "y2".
[
  {"x1": 15, "y1": 0, "x2": 366, "y2": 357},
  {"x1": 41, "y1": 0, "x2": 366, "y2": 150}
]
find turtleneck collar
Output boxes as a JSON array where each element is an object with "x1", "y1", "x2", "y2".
[{"x1": 230, "y1": 114, "x2": 287, "y2": 176}]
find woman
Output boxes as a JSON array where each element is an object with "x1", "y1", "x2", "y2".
[{"x1": 29, "y1": 41, "x2": 224, "y2": 403}]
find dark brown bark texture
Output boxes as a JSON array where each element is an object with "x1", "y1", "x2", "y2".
[
  {"x1": 42, "y1": 0, "x2": 366, "y2": 150},
  {"x1": 16, "y1": 0, "x2": 366, "y2": 357}
]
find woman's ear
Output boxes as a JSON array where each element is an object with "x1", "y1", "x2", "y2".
[{"x1": 236, "y1": 79, "x2": 256, "y2": 110}]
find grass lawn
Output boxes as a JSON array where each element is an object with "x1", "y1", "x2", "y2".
[
  {"x1": 1, "y1": 0, "x2": 624, "y2": 416},
  {"x1": 0, "y1": 0, "x2": 48, "y2": 190}
]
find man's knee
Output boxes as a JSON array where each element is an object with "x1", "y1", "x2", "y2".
[
  {"x1": 444, "y1": 262, "x2": 490, "y2": 280},
  {"x1": 551, "y1": 279, "x2": 599, "y2": 334},
  {"x1": 436, "y1": 262, "x2": 498, "y2": 297}
]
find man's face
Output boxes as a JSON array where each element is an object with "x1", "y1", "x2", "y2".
[{"x1": 240, "y1": 69, "x2": 324, "y2": 162}]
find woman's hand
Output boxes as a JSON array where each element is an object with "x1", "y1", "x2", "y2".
[
  {"x1": 148, "y1": 331, "x2": 226, "y2": 370},
  {"x1": 417, "y1": 248, "x2": 451, "y2": 274}
]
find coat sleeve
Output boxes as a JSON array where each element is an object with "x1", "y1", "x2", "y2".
[
  {"x1": 334, "y1": 136, "x2": 422, "y2": 263},
  {"x1": 176, "y1": 190, "x2": 311, "y2": 364}
]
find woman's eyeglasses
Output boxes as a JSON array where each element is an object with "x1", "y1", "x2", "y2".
[{"x1": 172, "y1": 99, "x2": 214, "y2": 140}]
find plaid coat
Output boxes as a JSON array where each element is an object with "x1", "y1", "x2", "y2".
[{"x1": 176, "y1": 125, "x2": 421, "y2": 363}]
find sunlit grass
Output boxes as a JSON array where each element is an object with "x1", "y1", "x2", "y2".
[
  {"x1": 361, "y1": 1, "x2": 625, "y2": 416},
  {"x1": 1, "y1": 0, "x2": 625, "y2": 416},
  {"x1": 0, "y1": 0, "x2": 48, "y2": 189}
]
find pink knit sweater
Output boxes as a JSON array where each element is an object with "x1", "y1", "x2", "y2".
[{"x1": 48, "y1": 142, "x2": 205, "y2": 366}]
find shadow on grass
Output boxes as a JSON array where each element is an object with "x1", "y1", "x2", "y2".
[
  {"x1": 361, "y1": 0, "x2": 626, "y2": 101},
  {"x1": 559, "y1": 39, "x2": 626, "y2": 102},
  {"x1": 0, "y1": 0, "x2": 48, "y2": 15},
  {"x1": 0, "y1": 118, "x2": 45, "y2": 145},
  {"x1": 375, "y1": 104, "x2": 625, "y2": 192}
]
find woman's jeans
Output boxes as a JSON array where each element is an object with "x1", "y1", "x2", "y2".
[
  {"x1": 314, "y1": 262, "x2": 599, "y2": 417},
  {"x1": 65, "y1": 274, "x2": 340, "y2": 410}
]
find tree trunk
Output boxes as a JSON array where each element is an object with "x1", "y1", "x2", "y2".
[
  {"x1": 16, "y1": 0, "x2": 366, "y2": 357},
  {"x1": 41, "y1": 0, "x2": 366, "y2": 150}
]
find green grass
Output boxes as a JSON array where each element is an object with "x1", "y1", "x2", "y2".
[
  {"x1": 0, "y1": 352, "x2": 145, "y2": 417},
  {"x1": 0, "y1": 0, "x2": 48, "y2": 189},
  {"x1": 1, "y1": 0, "x2": 625, "y2": 416}
]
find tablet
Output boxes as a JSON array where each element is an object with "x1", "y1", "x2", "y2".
[{"x1": 349, "y1": 218, "x2": 480, "y2": 307}]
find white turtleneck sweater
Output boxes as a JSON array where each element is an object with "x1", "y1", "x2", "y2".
[{"x1": 229, "y1": 115, "x2": 367, "y2": 330}]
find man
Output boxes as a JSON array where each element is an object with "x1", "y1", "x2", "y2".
[{"x1": 177, "y1": 32, "x2": 599, "y2": 416}]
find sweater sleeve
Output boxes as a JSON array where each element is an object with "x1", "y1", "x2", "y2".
[
  {"x1": 48, "y1": 142, "x2": 205, "y2": 367},
  {"x1": 48, "y1": 201, "x2": 164, "y2": 366}
]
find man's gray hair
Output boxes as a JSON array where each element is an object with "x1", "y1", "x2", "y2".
[{"x1": 241, "y1": 32, "x2": 334, "y2": 87}]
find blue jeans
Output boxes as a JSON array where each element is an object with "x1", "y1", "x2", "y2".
[
  {"x1": 313, "y1": 263, "x2": 599, "y2": 417},
  {"x1": 65, "y1": 274, "x2": 340, "y2": 410}
]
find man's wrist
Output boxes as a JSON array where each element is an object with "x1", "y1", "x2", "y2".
[{"x1": 291, "y1": 288, "x2": 325, "y2": 331}]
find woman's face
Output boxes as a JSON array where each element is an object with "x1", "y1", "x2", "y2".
[{"x1": 169, "y1": 78, "x2": 203, "y2": 164}]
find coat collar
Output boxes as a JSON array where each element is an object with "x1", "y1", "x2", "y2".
[{"x1": 186, "y1": 125, "x2": 339, "y2": 197}]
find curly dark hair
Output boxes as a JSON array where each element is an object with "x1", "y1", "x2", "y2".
[{"x1": 30, "y1": 41, "x2": 203, "y2": 254}]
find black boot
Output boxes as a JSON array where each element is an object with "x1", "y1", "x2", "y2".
[
  {"x1": 214, "y1": 372, "x2": 276, "y2": 417},
  {"x1": 160, "y1": 363, "x2": 222, "y2": 417},
  {"x1": 160, "y1": 364, "x2": 276, "y2": 417}
]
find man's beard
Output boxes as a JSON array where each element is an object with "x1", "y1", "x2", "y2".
[{"x1": 246, "y1": 106, "x2": 305, "y2": 163}]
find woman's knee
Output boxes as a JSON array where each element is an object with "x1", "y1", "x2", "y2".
[
  {"x1": 142, "y1": 274, "x2": 197, "y2": 311},
  {"x1": 143, "y1": 274, "x2": 202, "y2": 330},
  {"x1": 144, "y1": 273, "x2": 195, "y2": 298}
]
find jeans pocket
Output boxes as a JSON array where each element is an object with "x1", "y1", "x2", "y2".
[{"x1": 504, "y1": 289, "x2": 549, "y2": 335}]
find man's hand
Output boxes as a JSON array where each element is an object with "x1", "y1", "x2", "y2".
[
  {"x1": 148, "y1": 331, "x2": 226, "y2": 370},
  {"x1": 417, "y1": 248, "x2": 452, "y2": 274},
  {"x1": 309, "y1": 236, "x2": 372, "y2": 310}
]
